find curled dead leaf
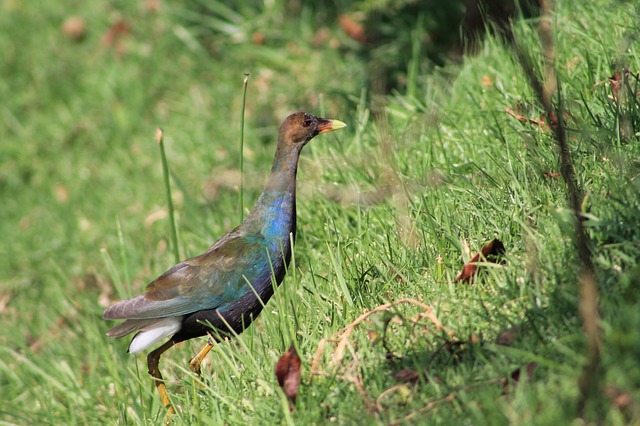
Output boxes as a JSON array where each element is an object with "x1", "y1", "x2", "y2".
[
  {"x1": 338, "y1": 14, "x2": 367, "y2": 43},
  {"x1": 144, "y1": 209, "x2": 168, "y2": 227},
  {"x1": 609, "y1": 68, "x2": 629, "y2": 101},
  {"x1": 0, "y1": 293, "x2": 12, "y2": 314},
  {"x1": 393, "y1": 368, "x2": 421, "y2": 384},
  {"x1": 367, "y1": 329, "x2": 380, "y2": 343},
  {"x1": 469, "y1": 333, "x2": 481, "y2": 344},
  {"x1": 251, "y1": 31, "x2": 265, "y2": 45},
  {"x1": 605, "y1": 385, "x2": 633, "y2": 410},
  {"x1": 53, "y1": 183, "x2": 69, "y2": 203},
  {"x1": 456, "y1": 238, "x2": 505, "y2": 283},
  {"x1": 275, "y1": 343, "x2": 301, "y2": 408},
  {"x1": 62, "y1": 16, "x2": 86, "y2": 42},
  {"x1": 496, "y1": 326, "x2": 520, "y2": 346},
  {"x1": 144, "y1": 0, "x2": 161, "y2": 13},
  {"x1": 102, "y1": 19, "x2": 131, "y2": 56}
]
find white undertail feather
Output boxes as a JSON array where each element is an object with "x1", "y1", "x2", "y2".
[{"x1": 127, "y1": 316, "x2": 184, "y2": 354}]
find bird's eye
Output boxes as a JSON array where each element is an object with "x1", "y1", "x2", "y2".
[{"x1": 302, "y1": 119, "x2": 313, "y2": 128}]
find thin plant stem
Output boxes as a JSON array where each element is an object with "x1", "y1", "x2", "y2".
[
  {"x1": 239, "y1": 73, "x2": 250, "y2": 222},
  {"x1": 156, "y1": 128, "x2": 180, "y2": 264},
  {"x1": 116, "y1": 215, "x2": 130, "y2": 286}
]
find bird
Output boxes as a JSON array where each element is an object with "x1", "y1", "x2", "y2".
[{"x1": 103, "y1": 112, "x2": 346, "y2": 415}]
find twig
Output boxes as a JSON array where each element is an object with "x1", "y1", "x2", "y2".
[
  {"x1": 505, "y1": 107, "x2": 544, "y2": 126},
  {"x1": 343, "y1": 361, "x2": 378, "y2": 414},
  {"x1": 310, "y1": 298, "x2": 452, "y2": 378},
  {"x1": 388, "y1": 393, "x2": 457, "y2": 425},
  {"x1": 425, "y1": 339, "x2": 456, "y2": 372},
  {"x1": 309, "y1": 298, "x2": 453, "y2": 415},
  {"x1": 375, "y1": 384, "x2": 405, "y2": 413},
  {"x1": 387, "y1": 377, "x2": 507, "y2": 425}
]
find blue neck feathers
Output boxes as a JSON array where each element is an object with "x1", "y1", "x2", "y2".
[{"x1": 244, "y1": 142, "x2": 302, "y2": 244}]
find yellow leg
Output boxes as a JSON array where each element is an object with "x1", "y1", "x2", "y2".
[
  {"x1": 189, "y1": 340, "x2": 214, "y2": 378},
  {"x1": 147, "y1": 340, "x2": 177, "y2": 417}
]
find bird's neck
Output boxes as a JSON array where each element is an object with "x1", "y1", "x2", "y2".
[{"x1": 245, "y1": 143, "x2": 302, "y2": 239}]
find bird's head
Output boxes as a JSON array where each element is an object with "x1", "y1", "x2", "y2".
[{"x1": 278, "y1": 112, "x2": 346, "y2": 147}]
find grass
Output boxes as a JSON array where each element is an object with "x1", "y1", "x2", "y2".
[{"x1": 1, "y1": 0, "x2": 639, "y2": 424}]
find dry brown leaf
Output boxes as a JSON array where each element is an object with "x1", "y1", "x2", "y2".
[
  {"x1": 62, "y1": 16, "x2": 86, "y2": 42},
  {"x1": 469, "y1": 333, "x2": 481, "y2": 344},
  {"x1": 390, "y1": 265, "x2": 406, "y2": 284},
  {"x1": 102, "y1": 19, "x2": 131, "y2": 57},
  {"x1": 609, "y1": 68, "x2": 629, "y2": 101},
  {"x1": 144, "y1": 209, "x2": 168, "y2": 227},
  {"x1": 605, "y1": 385, "x2": 633, "y2": 410},
  {"x1": 251, "y1": 31, "x2": 265, "y2": 45},
  {"x1": 505, "y1": 107, "x2": 572, "y2": 132},
  {"x1": 338, "y1": 14, "x2": 367, "y2": 43},
  {"x1": 456, "y1": 238, "x2": 505, "y2": 283},
  {"x1": 505, "y1": 107, "x2": 542, "y2": 126},
  {"x1": 311, "y1": 28, "x2": 332, "y2": 48},
  {"x1": 275, "y1": 343, "x2": 301, "y2": 408},
  {"x1": 496, "y1": 326, "x2": 520, "y2": 346},
  {"x1": 102, "y1": 20, "x2": 131, "y2": 46},
  {"x1": 144, "y1": 0, "x2": 161, "y2": 13},
  {"x1": 393, "y1": 368, "x2": 421, "y2": 384},
  {"x1": 367, "y1": 329, "x2": 380, "y2": 343},
  {"x1": 503, "y1": 362, "x2": 537, "y2": 394},
  {"x1": 53, "y1": 183, "x2": 69, "y2": 203},
  {"x1": 0, "y1": 293, "x2": 12, "y2": 314}
]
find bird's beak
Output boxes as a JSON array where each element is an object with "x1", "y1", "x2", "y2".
[{"x1": 317, "y1": 118, "x2": 347, "y2": 134}]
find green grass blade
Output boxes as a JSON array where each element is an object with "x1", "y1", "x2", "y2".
[{"x1": 155, "y1": 128, "x2": 180, "y2": 264}]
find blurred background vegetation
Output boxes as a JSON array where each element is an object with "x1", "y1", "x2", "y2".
[{"x1": 1, "y1": 0, "x2": 639, "y2": 424}]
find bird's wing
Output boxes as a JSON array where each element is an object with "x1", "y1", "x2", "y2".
[{"x1": 102, "y1": 233, "x2": 272, "y2": 320}]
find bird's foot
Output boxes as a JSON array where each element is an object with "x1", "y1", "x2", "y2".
[
  {"x1": 188, "y1": 356, "x2": 203, "y2": 377},
  {"x1": 189, "y1": 340, "x2": 214, "y2": 387},
  {"x1": 163, "y1": 401, "x2": 176, "y2": 424}
]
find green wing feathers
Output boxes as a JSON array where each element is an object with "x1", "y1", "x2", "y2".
[{"x1": 102, "y1": 234, "x2": 268, "y2": 320}]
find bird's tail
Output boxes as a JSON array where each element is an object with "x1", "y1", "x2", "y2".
[
  {"x1": 105, "y1": 318, "x2": 155, "y2": 339},
  {"x1": 105, "y1": 317, "x2": 184, "y2": 354}
]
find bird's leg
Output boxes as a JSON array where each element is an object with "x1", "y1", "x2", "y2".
[
  {"x1": 189, "y1": 339, "x2": 214, "y2": 379},
  {"x1": 147, "y1": 340, "x2": 177, "y2": 416}
]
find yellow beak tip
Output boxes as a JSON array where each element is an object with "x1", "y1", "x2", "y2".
[{"x1": 330, "y1": 119, "x2": 347, "y2": 130}]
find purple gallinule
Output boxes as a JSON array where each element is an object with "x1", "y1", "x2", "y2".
[{"x1": 103, "y1": 112, "x2": 346, "y2": 414}]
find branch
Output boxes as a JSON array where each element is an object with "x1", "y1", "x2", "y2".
[{"x1": 511, "y1": 1, "x2": 601, "y2": 421}]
